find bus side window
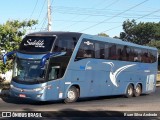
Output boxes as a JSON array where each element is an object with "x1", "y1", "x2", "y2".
[
  {"x1": 151, "y1": 50, "x2": 157, "y2": 63},
  {"x1": 128, "y1": 48, "x2": 134, "y2": 62},
  {"x1": 134, "y1": 48, "x2": 142, "y2": 62},
  {"x1": 122, "y1": 46, "x2": 129, "y2": 61},
  {"x1": 109, "y1": 44, "x2": 117, "y2": 60},
  {"x1": 95, "y1": 43, "x2": 100, "y2": 59},
  {"x1": 116, "y1": 45, "x2": 123, "y2": 60},
  {"x1": 141, "y1": 49, "x2": 148, "y2": 63},
  {"x1": 104, "y1": 44, "x2": 109, "y2": 59},
  {"x1": 75, "y1": 39, "x2": 95, "y2": 60},
  {"x1": 95, "y1": 42, "x2": 105, "y2": 59}
]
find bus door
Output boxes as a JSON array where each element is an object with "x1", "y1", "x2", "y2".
[{"x1": 46, "y1": 62, "x2": 65, "y2": 100}]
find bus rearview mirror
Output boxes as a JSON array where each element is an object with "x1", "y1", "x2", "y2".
[
  {"x1": 40, "y1": 52, "x2": 66, "y2": 68},
  {"x1": 3, "y1": 51, "x2": 16, "y2": 64}
]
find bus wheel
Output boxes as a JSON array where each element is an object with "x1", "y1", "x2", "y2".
[
  {"x1": 64, "y1": 86, "x2": 79, "y2": 103},
  {"x1": 125, "y1": 84, "x2": 134, "y2": 98},
  {"x1": 134, "y1": 84, "x2": 142, "y2": 97}
]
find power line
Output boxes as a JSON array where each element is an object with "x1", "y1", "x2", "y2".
[
  {"x1": 136, "y1": 9, "x2": 160, "y2": 20},
  {"x1": 54, "y1": 19, "x2": 122, "y2": 23},
  {"x1": 29, "y1": 0, "x2": 39, "y2": 20},
  {"x1": 31, "y1": 0, "x2": 46, "y2": 32},
  {"x1": 58, "y1": 0, "x2": 108, "y2": 30},
  {"x1": 37, "y1": 0, "x2": 46, "y2": 20},
  {"x1": 66, "y1": 0, "x2": 120, "y2": 31},
  {"x1": 52, "y1": 5, "x2": 160, "y2": 19},
  {"x1": 39, "y1": 0, "x2": 53, "y2": 31},
  {"x1": 55, "y1": 11, "x2": 160, "y2": 19},
  {"x1": 78, "y1": 0, "x2": 149, "y2": 32},
  {"x1": 52, "y1": 6, "x2": 158, "y2": 13},
  {"x1": 40, "y1": 14, "x2": 48, "y2": 31},
  {"x1": 101, "y1": 8, "x2": 160, "y2": 33},
  {"x1": 66, "y1": 0, "x2": 119, "y2": 30}
]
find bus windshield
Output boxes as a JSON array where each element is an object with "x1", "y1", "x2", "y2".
[
  {"x1": 19, "y1": 36, "x2": 55, "y2": 53},
  {"x1": 13, "y1": 58, "x2": 47, "y2": 84}
]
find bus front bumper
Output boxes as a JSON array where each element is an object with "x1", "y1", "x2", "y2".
[{"x1": 9, "y1": 85, "x2": 47, "y2": 101}]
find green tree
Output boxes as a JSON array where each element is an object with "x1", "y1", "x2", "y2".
[
  {"x1": 98, "y1": 33, "x2": 109, "y2": 37},
  {"x1": 0, "y1": 20, "x2": 38, "y2": 73},
  {"x1": 120, "y1": 19, "x2": 160, "y2": 45},
  {"x1": 147, "y1": 40, "x2": 160, "y2": 53}
]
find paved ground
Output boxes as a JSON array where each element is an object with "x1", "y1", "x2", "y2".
[{"x1": 0, "y1": 87, "x2": 160, "y2": 120}]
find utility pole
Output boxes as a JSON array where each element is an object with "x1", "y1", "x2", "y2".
[{"x1": 47, "y1": 0, "x2": 52, "y2": 31}]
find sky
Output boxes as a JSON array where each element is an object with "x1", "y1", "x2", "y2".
[{"x1": 0, "y1": 0, "x2": 160, "y2": 37}]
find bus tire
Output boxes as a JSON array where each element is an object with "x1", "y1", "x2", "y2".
[
  {"x1": 125, "y1": 84, "x2": 134, "y2": 98},
  {"x1": 134, "y1": 84, "x2": 142, "y2": 97},
  {"x1": 64, "y1": 86, "x2": 79, "y2": 103}
]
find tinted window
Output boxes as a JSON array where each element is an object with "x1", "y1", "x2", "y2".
[
  {"x1": 75, "y1": 38, "x2": 157, "y2": 63},
  {"x1": 95, "y1": 42, "x2": 105, "y2": 59},
  {"x1": 19, "y1": 36, "x2": 55, "y2": 53},
  {"x1": 116, "y1": 45, "x2": 123, "y2": 60},
  {"x1": 150, "y1": 50, "x2": 157, "y2": 63},
  {"x1": 128, "y1": 47, "x2": 134, "y2": 62},
  {"x1": 133, "y1": 48, "x2": 140, "y2": 62},
  {"x1": 53, "y1": 37, "x2": 77, "y2": 56},
  {"x1": 109, "y1": 44, "x2": 117, "y2": 60},
  {"x1": 76, "y1": 39, "x2": 95, "y2": 59},
  {"x1": 104, "y1": 44, "x2": 110, "y2": 59},
  {"x1": 121, "y1": 46, "x2": 129, "y2": 61},
  {"x1": 141, "y1": 49, "x2": 148, "y2": 63}
]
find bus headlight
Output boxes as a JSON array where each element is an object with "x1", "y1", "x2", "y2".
[
  {"x1": 10, "y1": 85, "x2": 13, "y2": 88},
  {"x1": 37, "y1": 94, "x2": 43, "y2": 98},
  {"x1": 33, "y1": 85, "x2": 52, "y2": 91},
  {"x1": 33, "y1": 87, "x2": 45, "y2": 92}
]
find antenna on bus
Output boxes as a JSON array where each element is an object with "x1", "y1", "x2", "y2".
[{"x1": 47, "y1": 0, "x2": 52, "y2": 31}]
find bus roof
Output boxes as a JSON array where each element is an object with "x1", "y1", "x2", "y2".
[
  {"x1": 26, "y1": 31, "x2": 157, "y2": 51},
  {"x1": 27, "y1": 31, "x2": 82, "y2": 37}
]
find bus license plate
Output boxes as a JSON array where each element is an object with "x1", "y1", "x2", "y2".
[{"x1": 19, "y1": 94, "x2": 26, "y2": 98}]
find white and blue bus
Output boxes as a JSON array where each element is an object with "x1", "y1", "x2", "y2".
[{"x1": 3, "y1": 32, "x2": 158, "y2": 103}]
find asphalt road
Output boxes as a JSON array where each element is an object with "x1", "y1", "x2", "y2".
[{"x1": 0, "y1": 87, "x2": 160, "y2": 119}]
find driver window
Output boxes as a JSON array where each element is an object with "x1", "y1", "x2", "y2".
[{"x1": 49, "y1": 66, "x2": 60, "y2": 80}]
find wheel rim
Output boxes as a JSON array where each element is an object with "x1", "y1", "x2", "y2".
[
  {"x1": 136, "y1": 87, "x2": 140, "y2": 93},
  {"x1": 67, "y1": 90, "x2": 75, "y2": 100},
  {"x1": 136, "y1": 85, "x2": 141, "y2": 95},
  {"x1": 128, "y1": 87, "x2": 133, "y2": 95}
]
